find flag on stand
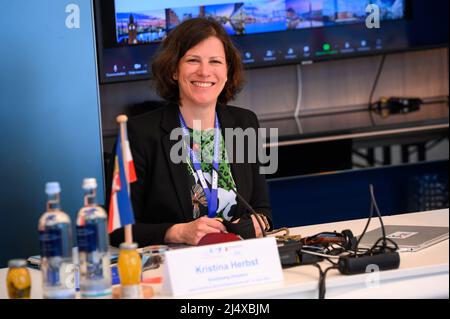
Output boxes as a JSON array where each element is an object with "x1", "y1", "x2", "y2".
[{"x1": 108, "y1": 135, "x2": 137, "y2": 233}]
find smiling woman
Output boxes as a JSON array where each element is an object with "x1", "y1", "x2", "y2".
[
  {"x1": 174, "y1": 36, "x2": 229, "y2": 128},
  {"x1": 107, "y1": 18, "x2": 273, "y2": 248},
  {"x1": 152, "y1": 18, "x2": 244, "y2": 110}
]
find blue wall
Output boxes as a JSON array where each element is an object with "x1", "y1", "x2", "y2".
[
  {"x1": 0, "y1": 1, "x2": 104, "y2": 267},
  {"x1": 268, "y1": 160, "x2": 449, "y2": 230}
]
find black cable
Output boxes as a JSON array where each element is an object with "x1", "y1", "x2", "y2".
[
  {"x1": 369, "y1": 237, "x2": 399, "y2": 253},
  {"x1": 368, "y1": 106, "x2": 377, "y2": 127},
  {"x1": 369, "y1": 184, "x2": 387, "y2": 249},
  {"x1": 354, "y1": 196, "x2": 374, "y2": 255},
  {"x1": 298, "y1": 184, "x2": 400, "y2": 299},
  {"x1": 353, "y1": 184, "x2": 397, "y2": 256},
  {"x1": 368, "y1": 54, "x2": 387, "y2": 110},
  {"x1": 368, "y1": 54, "x2": 387, "y2": 126},
  {"x1": 354, "y1": 184, "x2": 400, "y2": 255},
  {"x1": 313, "y1": 264, "x2": 324, "y2": 299},
  {"x1": 313, "y1": 264, "x2": 338, "y2": 299},
  {"x1": 325, "y1": 258, "x2": 338, "y2": 266}
]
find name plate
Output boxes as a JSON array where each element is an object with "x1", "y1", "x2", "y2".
[{"x1": 161, "y1": 237, "x2": 283, "y2": 296}]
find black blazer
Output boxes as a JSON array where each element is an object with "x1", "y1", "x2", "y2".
[{"x1": 108, "y1": 102, "x2": 272, "y2": 247}]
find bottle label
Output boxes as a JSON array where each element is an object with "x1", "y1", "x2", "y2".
[
  {"x1": 77, "y1": 224, "x2": 97, "y2": 252},
  {"x1": 39, "y1": 229, "x2": 62, "y2": 257}
]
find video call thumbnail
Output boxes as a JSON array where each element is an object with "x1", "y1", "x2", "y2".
[
  {"x1": 115, "y1": 8, "x2": 166, "y2": 44},
  {"x1": 167, "y1": 6, "x2": 203, "y2": 31},
  {"x1": 203, "y1": 3, "x2": 245, "y2": 35},
  {"x1": 285, "y1": 0, "x2": 336, "y2": 29},
  {"x1": 372, "y1": 0, "x2": 404, "y2": 19}
]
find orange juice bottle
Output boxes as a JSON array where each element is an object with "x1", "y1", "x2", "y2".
[
  {"x1": 7, "y1": 259, "x2": 31, "y2": 299},
  {"x1": 118, "y1": 242, "x2": 142, "y2": 298}
]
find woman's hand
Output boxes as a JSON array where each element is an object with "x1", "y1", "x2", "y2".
[
  {"x1": 164, "y1": 216, "x2": 227, "y2": 245},
  {"x1": 232, "y1": 214, "x2": 264, "y2": 238}
]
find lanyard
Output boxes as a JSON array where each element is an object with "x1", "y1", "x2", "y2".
[{"x1": 179, "y1": 112, "x2": 220, "y2": 217}]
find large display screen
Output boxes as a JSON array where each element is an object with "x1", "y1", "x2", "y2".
[{"x1": 94, "y1": 0, "x2": 448, "y2": 83}]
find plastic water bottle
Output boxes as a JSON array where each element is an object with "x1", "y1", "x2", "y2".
[
  {"x1": 38, "y1": 182, "x2": 76, "y2": 299},
  {"x1": 76, "y1": 178, "x2": 112, "y2": 298}
]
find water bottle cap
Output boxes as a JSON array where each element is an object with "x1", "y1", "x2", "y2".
[
  {"x1": 82, "y1": 178, "x2": 97, "y2": 190},
  {"x1": 45, "y1": 182, "x2": 61, "y2": 195},
  {"x1": 8, "y1": 259, "x2": 27, "y2": 268}
]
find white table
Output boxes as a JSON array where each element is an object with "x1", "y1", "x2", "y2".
[{"x1": 1, "y1": 209, "x2": 448, "y2": 299}]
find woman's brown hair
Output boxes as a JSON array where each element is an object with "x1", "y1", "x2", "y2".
[{"x1": 152, "y1": 18, "x2": 244, "y2": 106}]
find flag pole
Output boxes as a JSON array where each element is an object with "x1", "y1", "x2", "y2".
[{"x1": 117, "y1": 114, "x2": 133, "y2": 244}]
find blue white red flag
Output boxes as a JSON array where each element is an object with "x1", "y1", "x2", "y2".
[{"x1": 108, "y1": 135, "x2": 137, "y2": 233}]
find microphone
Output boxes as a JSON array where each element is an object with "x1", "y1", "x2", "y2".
[
  {"x1": 211, "y1": 167, "x2": 257, "y2": 215},
  {"x1": 211, "y1": 166, "x2": 267, "y2": 238}
]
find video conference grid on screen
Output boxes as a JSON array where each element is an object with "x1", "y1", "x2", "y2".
[
  {"x1": 97, "y1": 0, "x2": 432, "y2": 83},
  {"x1": 114, "y1": 0, "x2": 404, "y2": 45}
]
